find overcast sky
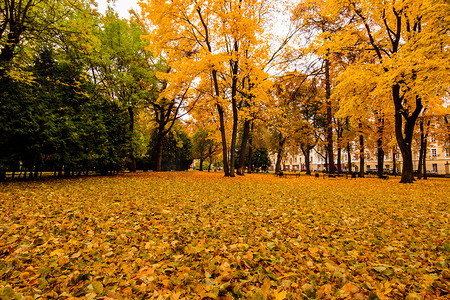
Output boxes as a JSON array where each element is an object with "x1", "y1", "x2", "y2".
[{"x1": 96, "y1": 0, "x2": 140, "y2": 18}]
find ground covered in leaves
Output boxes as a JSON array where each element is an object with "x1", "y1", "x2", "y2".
[{"x1": 0, "y1": 172, "x2": 449, "y2": 299}]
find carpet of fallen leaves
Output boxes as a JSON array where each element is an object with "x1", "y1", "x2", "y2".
[{"x1": 0, "y1": 172, "x2": 449, "y2": 299}]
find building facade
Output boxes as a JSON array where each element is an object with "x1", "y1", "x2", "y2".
[{"x1": 269, "y1": 142, "x2": 450, "y2": 175}]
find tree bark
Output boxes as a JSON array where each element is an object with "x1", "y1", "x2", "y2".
[
  {"x1": 418, "y1": 119, "x2": 425, "y2": 179},
  {"x1": 128, "y1": 106, "x2": 136, "y2": 172},
  {"x1": 422, "y1": 134, "x2": 428, "y2": 180},
  {"x1": 325, "y1": 58, "x2": 335, "y2": 174},
  {"x1": 393, "y1": 148, "x2": 397, "y2": 176},
  {"x1": 376, "y1": 116, "x2": 384, "y2": 178},
  {"x1": 228, "y1": 40, "x2": 240, "y2": 177},
  {"x1": 154, "y1": 128, "x2": 164, "y2": 171},
  {"x1": 393, "y1": 86, "x2": 423, "y2": 183},
  {"x1": 359, "y1": 134, "x2": 365, "y2": 177},
  {"x1": 237, "y1": 119, "x2": 250, "y2": 175},
  {"x1": 377, "y1": 138, "x2": 384, "y2": 178},
  {"x1": 347, "y1": 142, "x2": 352, "y2": 174},
  {"x1": 247, "y1": 122, "x2": 253, "y2": 174},
  {"x1": 337, "y1": 147, "x2": 342, "y2": 174},
  {"x1": 275, "y1": 135, "x2": 286, "y2": 174},
  {"x1": 301, "y1": 145, "x2": 312, "y2": 175}
]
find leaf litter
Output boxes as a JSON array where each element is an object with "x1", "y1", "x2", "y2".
[{"x1": 0, "y1": 172, "x2": 449, "y2": 299}]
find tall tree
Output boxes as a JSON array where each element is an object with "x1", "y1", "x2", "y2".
[
  {"x1": 140, "y1": 0, "x2": 273, "y2": 176},
  {"x1": 341, "y1": 0, "x2": 450, "y2": 183},
  {"x1": 89, "y1": 9, "x2": 158, "y2": 171}
]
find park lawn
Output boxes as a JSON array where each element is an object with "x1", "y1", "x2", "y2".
[{"x1": 0, "y1": 172, "x2": 449, "y2": 299}]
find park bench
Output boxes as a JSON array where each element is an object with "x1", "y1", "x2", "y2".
[
  {"x1": 345, "y1": 173, "x2": 357, "y2": 179},
  {"x1": 276, "y1": 171, "x2": 300, "y2": 178}
]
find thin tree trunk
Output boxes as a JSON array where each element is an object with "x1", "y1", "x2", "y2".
[
  {"x1": 237, "y1": 119, "x2": 251, "y2": 175},
  {"x1": 325, "y1": 58, "x2": 335, "y2": 174},
  {"x1": 393, "y1": 148, "x2": 397, "y2": 176},
  {"x1": 337, "y1": 147, "x2": 342, "y2": 174},
  {"x1": 247, "y1": 122, "x2": 253, "y2": 174},
  {"x1": 128, "y1": 106, "x2": 136, "y2": 172},
  {"x1": 155, "y1": 129, "x2": 164, "y2": 171},
  {"x1": 377, "y1": 138, "x2": 384, "y2": 178},
  {"x1": 418, "y1": 119, "x2": 425, "y2": 179},
  {"x1": 347, "y1": 142, "x2": 352, "y2": 174},
  {"x1": 275, "y1": 136, "x2": 286, "y2": 174},
  {"x1": 422, "y1": 136, "x2": 428, "y2": 180},
  {"x1": 376, "y1": 115, "x2": 384, "y2": 177},
  {"x1": 229, "y1": 40, "x2": 239, "y2": 178},
  {"x1": 302, "y1": 146, "x2": 312, "y2": 175},
  {"x1": 359, "y1": 134, "x2": 365, "y2": 177}
]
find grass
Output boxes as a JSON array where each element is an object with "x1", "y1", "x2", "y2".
[{"x1": 0, "y1": 172, "x2": 449, "y2": 299}]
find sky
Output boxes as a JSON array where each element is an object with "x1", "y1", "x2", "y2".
[{"x1": 96, "y1": 0, "x2": 140, "y2": 18}]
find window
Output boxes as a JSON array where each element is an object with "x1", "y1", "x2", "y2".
[
  {"x1": 432, "y1": 164, "x2": 438, "y2": 172},
  {"x1": 385, "y1": 153, "x2": 390, "y2": 160},
  {"x1": 431, "y1": 136, "x2": 436, "y2": 142},
  {"x1": 367, "y1": 165, "x2": 371, "y2": 170},
  {"x1": 431, "y1": 149, "x2": 437, "y2": 158},
  {"x1": 366, "y1": 153, "x2": 371, "y2": 160},
  {"x1": 294, "y1": 157, "x2": 297, "y2": 163},
  {"x1": 395, "y1": 153, "x2": 400, "y2": 159},
  {"x1": 445, "y1": 150, "x2": 450, "y2": 157}
]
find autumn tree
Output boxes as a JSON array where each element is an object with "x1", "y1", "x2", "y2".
[
  {"x1": 269, "y1": 73, "x2": 324, "y2": 174},
  {"x1": 192, "y1": 124, "x2": 220, "y2": 171},
  {"x1": 291, "y1": 0, "x2": 353, "y2": 174},
  {"x1": 339, "y1": 0, "x2": 450, "y2": 183},
  {"x1": 140, "y1": 0, "x2": 273, "y2": 177}
]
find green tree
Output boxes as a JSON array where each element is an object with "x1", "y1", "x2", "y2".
[{"x1": 252, "y1": 148, "x2": 271, "y2": 172}]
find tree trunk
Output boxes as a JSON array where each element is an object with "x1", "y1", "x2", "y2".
[
  {"x1": 155, "y1": 129, "x2": 165, "y2": 171},
  {"x1": 199, "y1": 158, "x2": 204, "y2": 171},
  {"x1": 209, "y1": 64, "x2": 230, "y2": 176},
  {"x1": 376, "y1": 116, "x2": 384, "y2": 178},
  {"x1": 275, "y1": 153, "x2": 283, "y2": 174},
  {"x1": 275, "y1": 136, "x2": 286, "y2": 174},
  {"x1": 229, "y1": 41, "x2": 239, "y2": 178},
  {"x1": 393, "y1": 86, "x2": 423, "y2": 183},
  {"x1": 237, "y1": 119, "x2": 250, "y2": 175},
  {"x1": 337, "y1": 147, "x2": 342, "y2": 174},
  {"x1": 325, "y1": 58, "x2": 335, "y2": 174},
  {"x1": 422, "y1": 136, "x2": 428, "y2": 180},
  {"x1": 377, "y1": 138, "x2": 384, "y2": 178},
  {"x1": 247, "y1": 122, "x2": 253, "y2": 174},
  {"x1": 347, "y1": 142, "x2": 352, "y2": 174},
  {"x1": 393, "y1": 148, "x2": 397, "y2": 176},
  {"x1": 359, "y1": 134, "x2": 365, "y2": 177},
  {"x1": 418, "y1": 119, "x2": 425, "y2": 179},
  {"x1": 302, "y1": 146, "x2": 312, "y2": 175},
  {"x1": 128, "y1": 106, "x2": 136, "y2": 172}
]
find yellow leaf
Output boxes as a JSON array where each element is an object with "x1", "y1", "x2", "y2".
[
  {"x1": 50, "y1": 249, "x2": 65, "y2": 256},
  {"x1": 274, "y1": 289, "x2": 287, "y2": 300}
]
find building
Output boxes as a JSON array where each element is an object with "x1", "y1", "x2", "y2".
[{"x1": 269, "y1": 141, "x2": 450, "y2": 175}]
